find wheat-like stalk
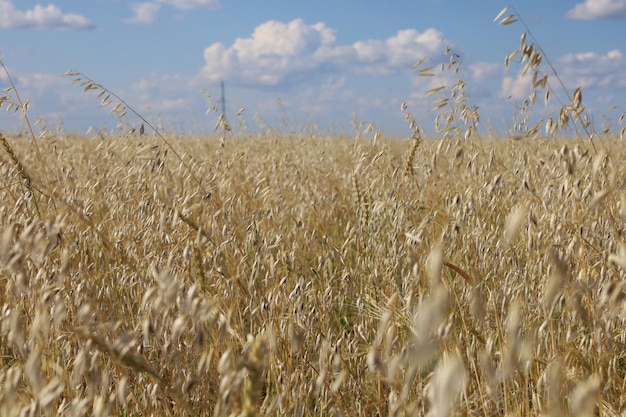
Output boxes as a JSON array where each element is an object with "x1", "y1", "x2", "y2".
[
  {"x1": 0, "y1": 131, "x2": 31, "y2": 187},
  {"x1": 494, "y1": 6, "x2": 599, "y2": 152},
  {"x1": 1, "y1": 8, "x2": 624, "y2": 417},
  {"x1": 64, "y1": 70, "x2": 210, "y2": 197}
]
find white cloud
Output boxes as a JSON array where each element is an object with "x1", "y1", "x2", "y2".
[
  {"x1": 132, "y1": 73, "x2": 194, "y2": 102},
  {"x1": 500, "y1": 73, "x2": 532, "y2": 100},
  {"x1": 12, "y1": 73, "x2": 89, "y2": 108},
  {"x1": 123, "y1": 0, "x2": 218, "y2": 24},
  {"x1": 155, "y1": 0, "x2": 219, "y2": 10},
  {"x1": 16, "y1": 73, "x2": 63, "y2": 89},
  {"x1": 0, "y1": 71, "x2": 97, "y2": 131},
  {"x1": 198, "y1": 19, "x2": 445, "y2": 87},
  {"x1": 144, "y1": 97, "x2": 189, "y2": 112},
  {"x1": 566, "y1": 0, "x2": 626, "y2": 20},
  {"x1": 0, "y1": 69, "x2": 7, "y2": 82},
  {"x1": 0, "y1": 69, "x2": 200, "y2": 132},
  {"x1": 557, "y1": 49, "x2": 626, "y2": 89},
  {"x1": 129, "y1": 73, "x2": 198, "y2": 116},
  {"x1": 0, "y1": 0, "x2": 95, "y2": 30},
  {"x1": 498, "y1": 48, "x2": 626, "y2": 106},
  {"x1": 560, "y1": 49, "x2": 622, "y2": 64},
  {"x1": 199, "y1": 19, "x2": 342, "y2": 86},
  {"x1": 293, "y1": 76, "x2": 349, "y2": 114},
  {"x1": 470, "y1": 62, "x2": 500, "y2": 81},
  {"x1": 353, "y1": 28, "x2": 443, "y2": 76},
  {"x1": 124, "y1": 2, "x2": 161, "y2": 24}
]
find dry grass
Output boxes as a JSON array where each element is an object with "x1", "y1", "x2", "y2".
[
  {"x1": 1, "y1": 130, "x2": 626, "y2": 416},
  {"x1": 2, "y1": 7, "x2": 626, "y2": 416}
]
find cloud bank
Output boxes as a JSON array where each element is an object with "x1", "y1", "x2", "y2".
[
  {"x1": 0, "y1": 0, "x2": 95, "y2": 30},
  {"x1": 124, "y1": 2, "x2": 162, "y2": 25},
  {"x1": 1, "y1": 15, "x2": 623, "y2": 136},
  {"x1": 198, "y1": 19, "x2": 444, "y2": 87},
  {"x1": 558, "y1": 49, "x2": 626, "y2": 89},
  {"x1": 123, "y1": 0, "x2": 219, "y2": 24},
  {"x1": 155, "y1": 0, "x2": 220, "y2": 10},
  {"x1": 566, "y1": 0, "x2": 626, "y2": 20}
]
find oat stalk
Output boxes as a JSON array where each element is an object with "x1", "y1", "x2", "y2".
[{"x1": 64, "y1": 70, "x2": 209, "y2": 196}]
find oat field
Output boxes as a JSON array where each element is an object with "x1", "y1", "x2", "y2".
[
  {"x1": 1, "y1": 128, "x2": 626, "y2": 416},
  {"x1": 1, "y1": 7, "x2": 626, "y2": 415}
]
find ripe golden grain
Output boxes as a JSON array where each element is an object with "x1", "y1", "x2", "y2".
[{"x1": 1, "y1": 10, "x2": 625, "y2": 416}]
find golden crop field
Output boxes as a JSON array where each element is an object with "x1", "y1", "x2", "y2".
[
  {"x1": 1, "y1": 8, "x2": 626, "y2": 415},
  {"x1": 1, "y1": 129, "x2": 626, "y2": 416}
]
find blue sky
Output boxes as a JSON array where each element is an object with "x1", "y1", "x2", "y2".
[{"x1": 0, "y1": 0, "x2": 625, "y2": 137}]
